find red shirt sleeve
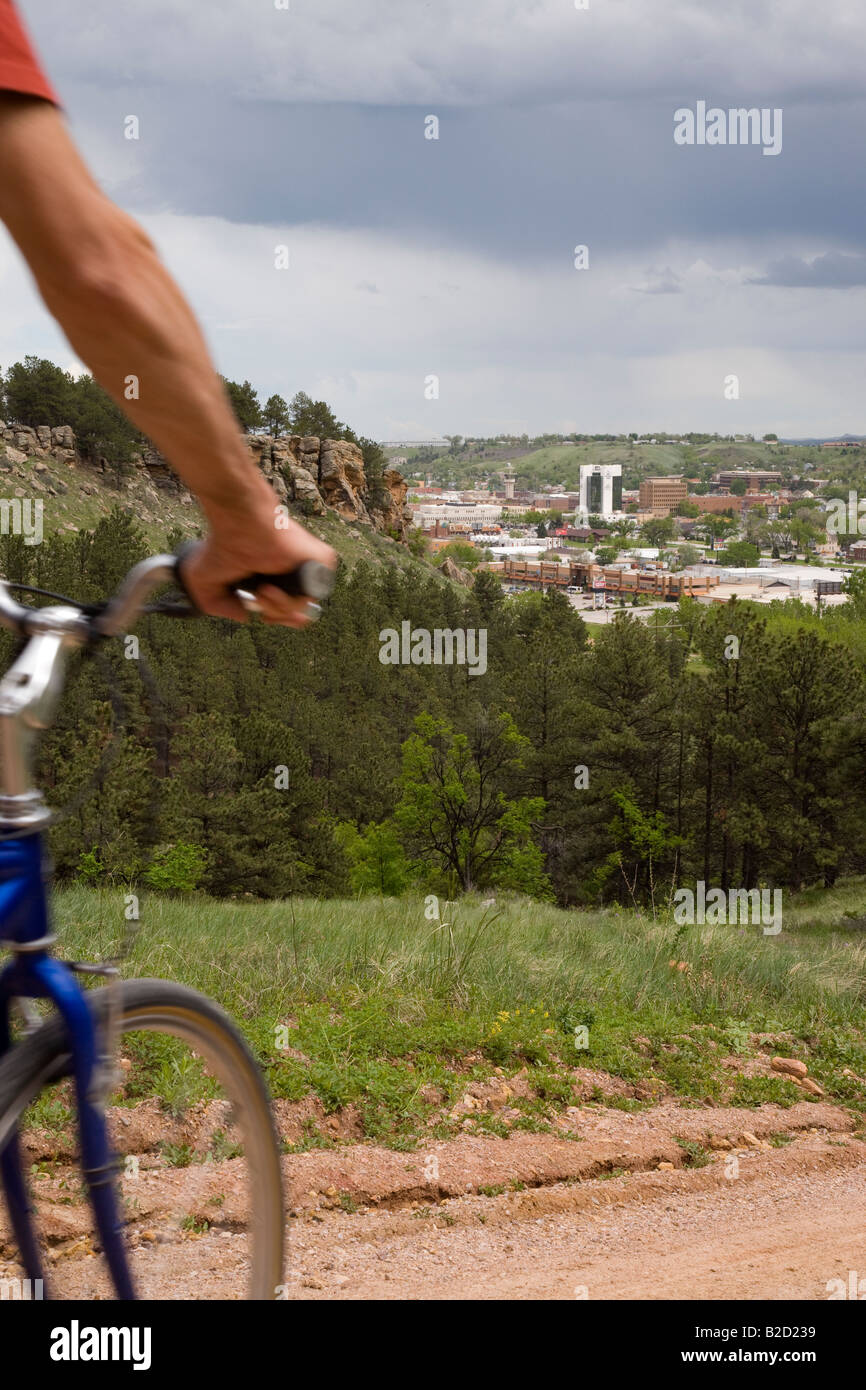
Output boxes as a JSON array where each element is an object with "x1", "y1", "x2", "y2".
[{"x1": 0, "y1": 0, "x2": 58, "y2": 103}]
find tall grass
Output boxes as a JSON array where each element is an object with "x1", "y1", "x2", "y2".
[
  {"x1": 44, "y1": 884, "x2": 866, "y2": 1139},
  {"x1": 53, "y1": 883, "x2": 866, "y2": 1032}
]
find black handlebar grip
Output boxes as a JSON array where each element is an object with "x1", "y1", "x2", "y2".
[{"x1": 234, "y1": 560, "x2": 336, "y2": 602}]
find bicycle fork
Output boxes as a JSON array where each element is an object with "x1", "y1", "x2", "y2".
[
  {"x1": 0, "y1": 954, "x2": 135, "y2": 1299},
  {"x1": 0, "y1": 835, "x2": 135, "y2": 1300}
]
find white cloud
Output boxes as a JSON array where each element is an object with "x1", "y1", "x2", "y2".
[{"x1": 4, "y1": 213, "x2": 864, "y2": 437}]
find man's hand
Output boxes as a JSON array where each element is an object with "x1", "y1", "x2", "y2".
[{"x1": 181, "y1": 502, "x2": 337, "y2": 626}]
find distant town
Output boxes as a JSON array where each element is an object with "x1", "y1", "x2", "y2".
[{"x1": 388, "y1": 433, "x2": 866, "y2": 622}]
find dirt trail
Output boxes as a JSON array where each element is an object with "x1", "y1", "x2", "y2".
[
  {"x1": 288, "y1": 1149, "x2": 866, "y2": 1301},
  {"x1": 4, "y1": 1096, "x2": 866, "y2": 1299}
]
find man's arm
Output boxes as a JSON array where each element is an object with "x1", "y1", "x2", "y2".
[{"x1": 0, "y1": 94, "x2": 334, "y2": 623}]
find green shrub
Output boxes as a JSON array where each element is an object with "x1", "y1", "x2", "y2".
[
  {"x1": 143, "y1": 843, "x2": 207, "y2": 895},
  {"x1": 76, "y1": 847, "x2": 105, "y2": 886}
]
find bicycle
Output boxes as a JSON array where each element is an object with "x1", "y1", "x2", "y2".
[{"x1": 0, "y1": 550, "x2": 334, "y2": 1300}]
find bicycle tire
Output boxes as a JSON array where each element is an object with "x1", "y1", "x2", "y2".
[{"x1": 0, "y1": 978, "x2": 284, "y2": 1300}]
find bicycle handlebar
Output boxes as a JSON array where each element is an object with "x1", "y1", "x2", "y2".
[
  {"x1": 0, "y1": 549, "x2": 334, "y2": 813},
  {"x1": 0, "y1": 547, "x2": 336, "y2": 643},
  {"x1": 92, "y1": 554, "x2": 179, "y2": 638}
]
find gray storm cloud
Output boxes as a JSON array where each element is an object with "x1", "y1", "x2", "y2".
[
  {"x1": 23, "y1": 0, "x2": 866, "y2": 107},
  {"x1": 8, "y1": 0, "x2": 866, "y2": 436}
]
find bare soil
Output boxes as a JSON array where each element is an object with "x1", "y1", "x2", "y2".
[{"x1": 3, "y1": 1088, "x2": 864, "y2": 1299}]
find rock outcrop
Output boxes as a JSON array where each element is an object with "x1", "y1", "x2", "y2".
[
  {"x1": 0, "y1": 421, "x2": 413, "y2": 541},
  {"x1": 380, "y1": 467, "x2": 412, "y2": 537},
  {"x1": 437, "y1": 555, "x2": 474, "y2": 587},
  {"x1": 0, "y1": 423, "x2": 77, "y2": 473}
]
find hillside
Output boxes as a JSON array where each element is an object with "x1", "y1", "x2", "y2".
[
  {"x1": 0, "y1": 418, "x2": 431, "y2": 577},
  {"x1": 406, "y1": 436, "x2": 865, "y2": 492}
]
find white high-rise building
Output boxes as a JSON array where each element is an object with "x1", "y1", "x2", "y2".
[{"x1": 579, "y1": 463, "x2": 622, "y2": 518}]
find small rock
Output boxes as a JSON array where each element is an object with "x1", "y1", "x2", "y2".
[
  {"x1": 657, "y1": 1161, "x2": 675, "y2": 1171},
  {"x1": 740, "y1": 1131, "x2": 762, "y2": 1148},
  {"x1": 800, "y1": 1077, "x2": 825, "y2": 1097},
  {"x1": 771, "y1": 1056, "x2": 808, "y2": 1078},
  {"x1": 449, "y1": 1093, "x2": 483, "y2": 1118}
]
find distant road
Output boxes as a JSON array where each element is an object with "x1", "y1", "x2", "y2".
[{"x1": 379, "y1": 440, "x2": 450, "y2": 448}]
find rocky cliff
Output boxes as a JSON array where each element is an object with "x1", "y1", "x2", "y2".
[
  {"x1": 245, "y1": 433, "x2": 413, "y2": 539},
  {"x1": 0, "y1": 421, "x2": 413, "y2": 541}
]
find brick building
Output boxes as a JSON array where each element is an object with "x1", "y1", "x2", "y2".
[
  {"x1": 638, "y1": 477, "x2": 688, "y2": 516},
  {"x1": 713, "y1": 469, "x2": 782, "y2": 491},
  {"x1": 689, "y1": 494, "x2": 739, "y2": 515}
]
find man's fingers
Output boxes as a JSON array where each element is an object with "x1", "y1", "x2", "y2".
[
  {"x1": 192, "y1": 586, "x2": 250, "y2": 622},
  {"x1": 183, "y1": 574, "x2": 314, "y2": 626},
  {"x1": 253, "y1": 584, "x2": 315, "y2": 627}
]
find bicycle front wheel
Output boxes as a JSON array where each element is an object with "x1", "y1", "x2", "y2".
[{"x1": 0, "y1": 978, "x2": 284, "y2": 1300}]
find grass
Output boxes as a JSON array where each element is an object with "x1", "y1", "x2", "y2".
[
  {"x1": 180, "y1": 1214, "x2": 209, "y2": 1235},
  {"x1": 44, "y1": 883, "x2": 866, "y2": 1147},
  {"x1": 2, "y1": 448, "x2": 198, "y2": 547},
  {"x1": 674, "y1": 1138, "x2": 713, "y2": 1168},
  {"x1": 159, "y1": 1141, "x2": 194, "y2": 1169}
]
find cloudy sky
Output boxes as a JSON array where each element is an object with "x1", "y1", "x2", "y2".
[{"x1": 2, "y1": 0, "x2": 865, "y2": 438}]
